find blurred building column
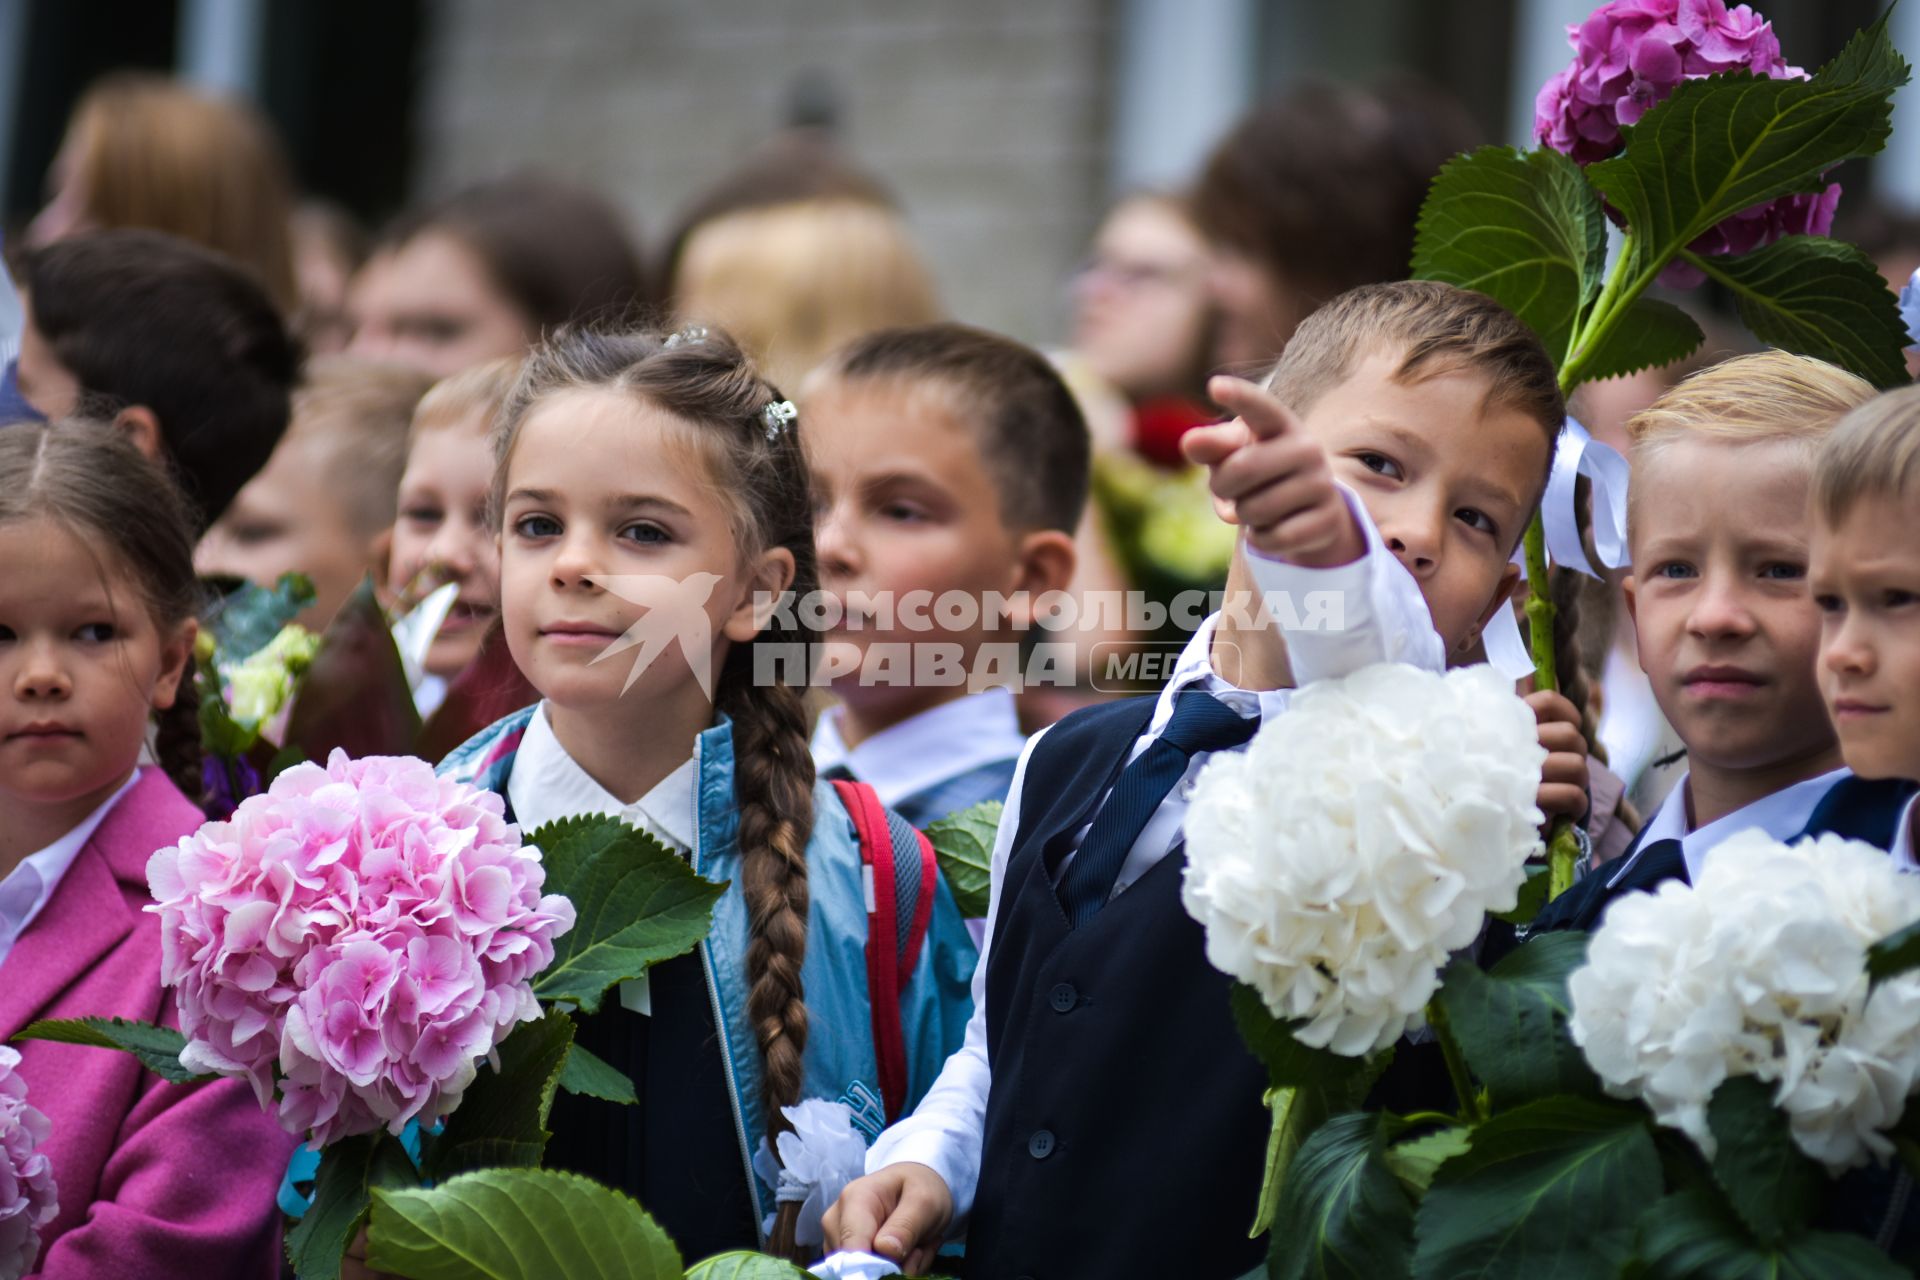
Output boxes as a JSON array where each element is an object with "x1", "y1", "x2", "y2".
[
  {"x1": 1109, "y1": 0, "x2": 1257, "y2": 194},
  {"x1": 0, "y1": 0, "x2": 25, "y2": 214},
  {"x1": 1878, "y1": 0, "x2": 1920, "y2": 210},
  {"x1": 1509, "y1": 0, "x2": 1591, "y2": 146},
  {"x1": 179, "y1": 0, "x2": 266, "y2": 99}
]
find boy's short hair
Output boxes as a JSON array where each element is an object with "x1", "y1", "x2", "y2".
[
  {"x1": 22, "y1": 228, "x2": 298, "y2": 527},
  {"x1": 1813, "y1": 384, "x2": 1920, "y2": 526},
  {"x1": 1267, "y1": 281, "x2": 1564, "y2": 494},
  {"x1": 411, "y1": 355, "x2": 523, "y2": 445},
  {"x1": 816, "y1": 322, "x2": 1091, "y2": 535},
  {"x1": 289, "y1": 357, "x2": 432, "y2": 536},
  {"x1": 1628, "y1": 350, "x2": 1874, "y2": 456}
]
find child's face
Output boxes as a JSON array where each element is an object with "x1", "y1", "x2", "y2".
[
  {"x1": 803, "y1": 376, "x2": 1032, "y2": 714},
  {"x1": 0, "y1": 517, "x2": 192, "y2": 809},
  {"x1": 1295, "y1": 350, "x2": 1542, "y2": 655},
  {"x1": 194, "y1": 428, "x2": 378, "y2": 632},
  {"x1": 498, "y1": 389, "x2": 791, "y2": 715},
  {"x1": 347, "y1": 233, "x2": 528, "y2": 380},
  {"x1": 389, "y1": 415, "x2": 501, "y2": 678},
  {"x1": 1626, "y1": 437, "x2": 1834, "y2": 774},
  {"x1": 1812, "y1": 491, "x2": 1920, "y2": 780}
]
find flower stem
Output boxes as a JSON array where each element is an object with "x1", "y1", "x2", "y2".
[{"x1": 1426, "y1": 997, "x2": 1483, "y2": 1126}]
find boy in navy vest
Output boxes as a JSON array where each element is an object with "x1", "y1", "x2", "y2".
[
  {"x1": 803, "y1": 325, "x2": 1087, "y2": 831},
  {"x1": 825, "y1": 281, "x2": 1569, "y2": 1278},
  {"x1": 1530, "y1": 353, "x2": 1914, "y2": 938}
]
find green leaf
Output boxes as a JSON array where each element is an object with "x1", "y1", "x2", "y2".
[
  {"x1": 423, "y1": 1007, "x2": 574, "y2": 1182},
  {"x1": 529, "y1": 815, "x2": 726, "y2": 1014},
  {"x1": 1491, "y1": 865, "x2": 1550, "y2": 927},
  {"x1": 1577, "y1": 295, "x2": 1706, "y2": 384},
  {"x1": 13, "y1": 1017, "x2": 212, "y2": 1085},
  {"x1": 1591, "y1": 15, "x2": 1909, "y2": 293},
  {"x1": 558, "y1": 1041, "x2": 637, "y2": 1105},
  {"x1": 1230, "y1": 983, "x2": 1368, "y2": 1093},
  {"x1": 1269, "y1": 1111, "x2": 1416, "y2": 1280},
  {"x1": 1682, "y1": 236, "x2": 1910, "y2": 390},
  {"x1": 285, "y1": 1130, "x2": 421, "y2": 1280},
  {"x1": 925, "y1": 800, "x2": 1000, "y2": 919},
  {"x1": 1635, "y1": 1185, "x2": 1909, "y2": 1279},
  {"x1": 366, "y1": 1167, "x2": 685, "y2": 1279},
  {"x1": 1704, "y1": 1077, "x2": 1822, "y2": 1245},
  {"x1": 206, "y1": 571, "x2": 316, "y2": 659},
  {"x1": 1413, "y1": 145, "x2": 1608, "y2": 364},
  {"x1": 1383, "y1": 1126, "x2": 1471, "y2": 1198},
  {"x1": 1435, "y1": 932, "x2": 1598, "y2": 1109},
  {"x1": 1868, "y1": 919, "x2": 1920, "y2": 986},
  {"x1": 1411, "y1": 1095, "x2": 1658, "y2": 1280},
  {"x1": 684, "y1": 1255, "x2": 814, "y2": 1279}
]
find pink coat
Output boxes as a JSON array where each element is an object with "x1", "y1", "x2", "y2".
[{"x1": 1, "y1": 769, "x2": 294, "y2": 1278}]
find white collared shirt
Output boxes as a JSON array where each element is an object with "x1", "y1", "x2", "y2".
[
  {"x1": 1604, "y1": 767, "x2": 1854, "y2": 889},
  {"x1": 507, "y1": 703, "x2": 698, "y2": 1016},
  {"x1": 0, "y1": 770, "x2": 141, "y2": 969},
  {"x1": 810, "y1": 687, "x2": 1025, "y2": 809},
  {"x1": 865, "y1": 520, "x2": 1442, "y2": 1225}
]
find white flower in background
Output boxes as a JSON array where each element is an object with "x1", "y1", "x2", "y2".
[
  {"x1": 0, "y1": 1045, "x2": 58, "y2": 1280},
  {"x1": 222, "y1": 624, "x2": 321, "y2": 728},
  {"x1": 1181, "y1": 663, "x2": 1545, "y2": 1056},
  {"x1": 752, "y1": 1098, "x2": 870, "y2": 1250},
  {"x1": 1569, "y1": 831, "x2": 1920, "y2": 1171}
]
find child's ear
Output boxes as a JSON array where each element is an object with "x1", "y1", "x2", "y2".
[
  {"x1": 368, "y1": 527, "x2": 396, "y2": 604},
  {"x1": 111, "y1": 405, "x2": 165, "y2": 463},
  {"x1": 1012, "y1": 530, "x2": 1077, "y2": 599},
  {"x1": 1474, "y1": 562, "x2": 1525, "y2": 635},
  {"x1": 151, "y1": 617, "x2": 198, "y2": 713},
  {"x1": 723, "y1": 546, "x2": 797, "y2": 643}
]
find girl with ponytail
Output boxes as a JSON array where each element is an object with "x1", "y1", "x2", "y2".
[
  {"x1": 0, "y1": 422, "x2": 295, "y2": 1273},
  {"x1": 434, "y1": 325, "x2": 976, "y2": 1262}
]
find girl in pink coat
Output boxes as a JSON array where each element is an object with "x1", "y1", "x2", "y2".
[{"x1": 0, "y1": 423, "x2": 293, "y2": 1277}]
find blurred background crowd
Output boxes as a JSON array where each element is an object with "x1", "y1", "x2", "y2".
[{"x1": 5, "y1": 0, "x2": 1920, "y2": 817}]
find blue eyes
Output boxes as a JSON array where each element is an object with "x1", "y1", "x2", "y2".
[
  {"x1": 510, "y1": 514, "x2": 671, "y2": 546},
  {"x1": 513, "y1": 514, "x2": 561, "y2": 540}
]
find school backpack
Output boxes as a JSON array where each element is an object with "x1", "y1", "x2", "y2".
[{"x1": 831, "y1": 778, "x2": 938, "y2": 1123}]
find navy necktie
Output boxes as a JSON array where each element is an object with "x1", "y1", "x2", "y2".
[{"x1": 1058, "y1": 691, "x2": 1259, "y2": 927}]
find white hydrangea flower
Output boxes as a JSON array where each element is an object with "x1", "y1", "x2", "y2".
[
  {"x1": 1569, "y1": 830, "x2": 1920, "y2": 1171},
  {"x1": 1181, "y1": 663, "x2": 1545, "y2": 1057}
]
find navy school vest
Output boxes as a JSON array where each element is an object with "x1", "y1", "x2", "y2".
[{"x1": 967, "y1": 697, "x2": 1269, "y2": 1280}]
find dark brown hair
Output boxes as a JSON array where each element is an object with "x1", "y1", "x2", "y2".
[
  {"x1": 492, "y1": 326, "x2": 817, "y2": 1139},
  {"x1": 0, "y1": 422, "x2": 204, "y2": 803},
  {"x1": 388, "y1": 174, "x2": 648, "y2": 338},
  {"x1": 1195, "y1": 78, "x2": 1481, "y2": 318},
  {"x1": 21, "y1": 229, "x2": 299, "y2": 531},
  {"x1": 815, "y1": 322, "x2": 1092, "y2": 534}
]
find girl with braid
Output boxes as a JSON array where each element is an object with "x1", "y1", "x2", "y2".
[
  {"x1": 435, "y1": 326, "x2": 976, "y2": 1262},
  {"x1": 0, "y1": 423, "x2": 295, "y2": 1273}
]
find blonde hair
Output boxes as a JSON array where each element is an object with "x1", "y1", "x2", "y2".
[
  {"x1": 1627, "y1": 351, "x2": 1874, "y2": 455},
  {"x1": 58, "y1": 75, "x2": 297, "y2": 311},
  {"x1": 1813, "y1": 384, "x2": 1920, "y2": 525},
  {"x1": 412, "y1": 355, "x2": 524, "y2": 444},
  {"x1": 289, "y1": 357, "x2": 433, "y2": 535},
  {"x1": 673, "y1": 198, "x2": 941, "y2": 390}
]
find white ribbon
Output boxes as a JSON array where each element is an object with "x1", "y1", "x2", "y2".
[
  {"x1": 1482, "y1": 417, "x2": 1631, "y2": 680},
  {"x1": 1901, "y1": 265, "x2": 1920, "y2": 351},
  {"x1": 809, "y1": 1252, "x2": 902, "y2": 1279}
]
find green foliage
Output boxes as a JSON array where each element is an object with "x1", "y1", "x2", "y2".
[
  {"x1": 1573, "y1": 296, "x2": 1705, "y2": 383},
  {"x1": 423, "y1": 1008, "x2": 574, "y2": 1182},
  {"x1": 13, "y1": 1017, "x2": 210, "y2": 1085},
  {"x1": 529, "y1": 815, "x2": 727, "y2": 1014},
  {"x1": 1435, "y1": 933, "x2": 1598, "y2": 1110},
  {"x1": 1634, "y1": 1186, "x2": 1909, "y2": 1279},
  {"x1": 1683, "y1": 236, "x2": 1910, "y2": 389},
  {"x1": 1703, "y1": 1078, "x2": 1822, "y2": 1245},
  {"x1": 367, "y1": 1167, "x2": 685, "y2": 1279},
  {"x1": 1382, "y1": 1127, "x2": 1471, "y2": 1199},
  {"x1": 683, "y1": 1255, "x2": 816, "y2": 1279},
  {"x1": 925, "y1": 800, "x2": 1000, "y2": 919},
  {"x1": 285, "y1": 1131, "x2": 421, "y2": 1280},
  {"x1": 1412, "y1": 146, "x2": 1608, "y2": 363},
  {"x1": 1269, "y1": 1112, "x2": 1416, "y2": 1280},
  {"x1": 559, "y1": 1041, "x2": 638, "y2": 1105},
  {"x1": 1411, "y1": 1096, "x2": 1657, "y2": 1280},
  {"x1": 1231, "y1": 984, "x2": 1367, "y2": 1093},
  {"x1": 205, "y1": 571, "x2": 316, "y2": 659},
  {"x1": 1868, "y1": 918, "x2": 1920, "y2": 986},
  {"x1": 1491, "y1": 865, "x2": 1550, "y2": 927}
]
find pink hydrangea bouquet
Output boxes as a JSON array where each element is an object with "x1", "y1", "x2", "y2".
[
  {"x1": 1534, "y1": 0, "x2": 1839, "y2": 274},
  {"x1": 0, "y1": 1046, "x2": 56, "y2": 1280},
  {"x1": 146, "y1": 750, "x2": 575, "y2": 1148}
]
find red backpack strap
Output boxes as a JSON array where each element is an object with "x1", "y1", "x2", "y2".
[{"x1": 834, "y1": 779, "x2": 942, "y2": 1121}]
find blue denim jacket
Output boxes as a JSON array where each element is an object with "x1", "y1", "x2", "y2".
[{"x1": 435, "y1": 706, "x2": 978, "y2": 1237}]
